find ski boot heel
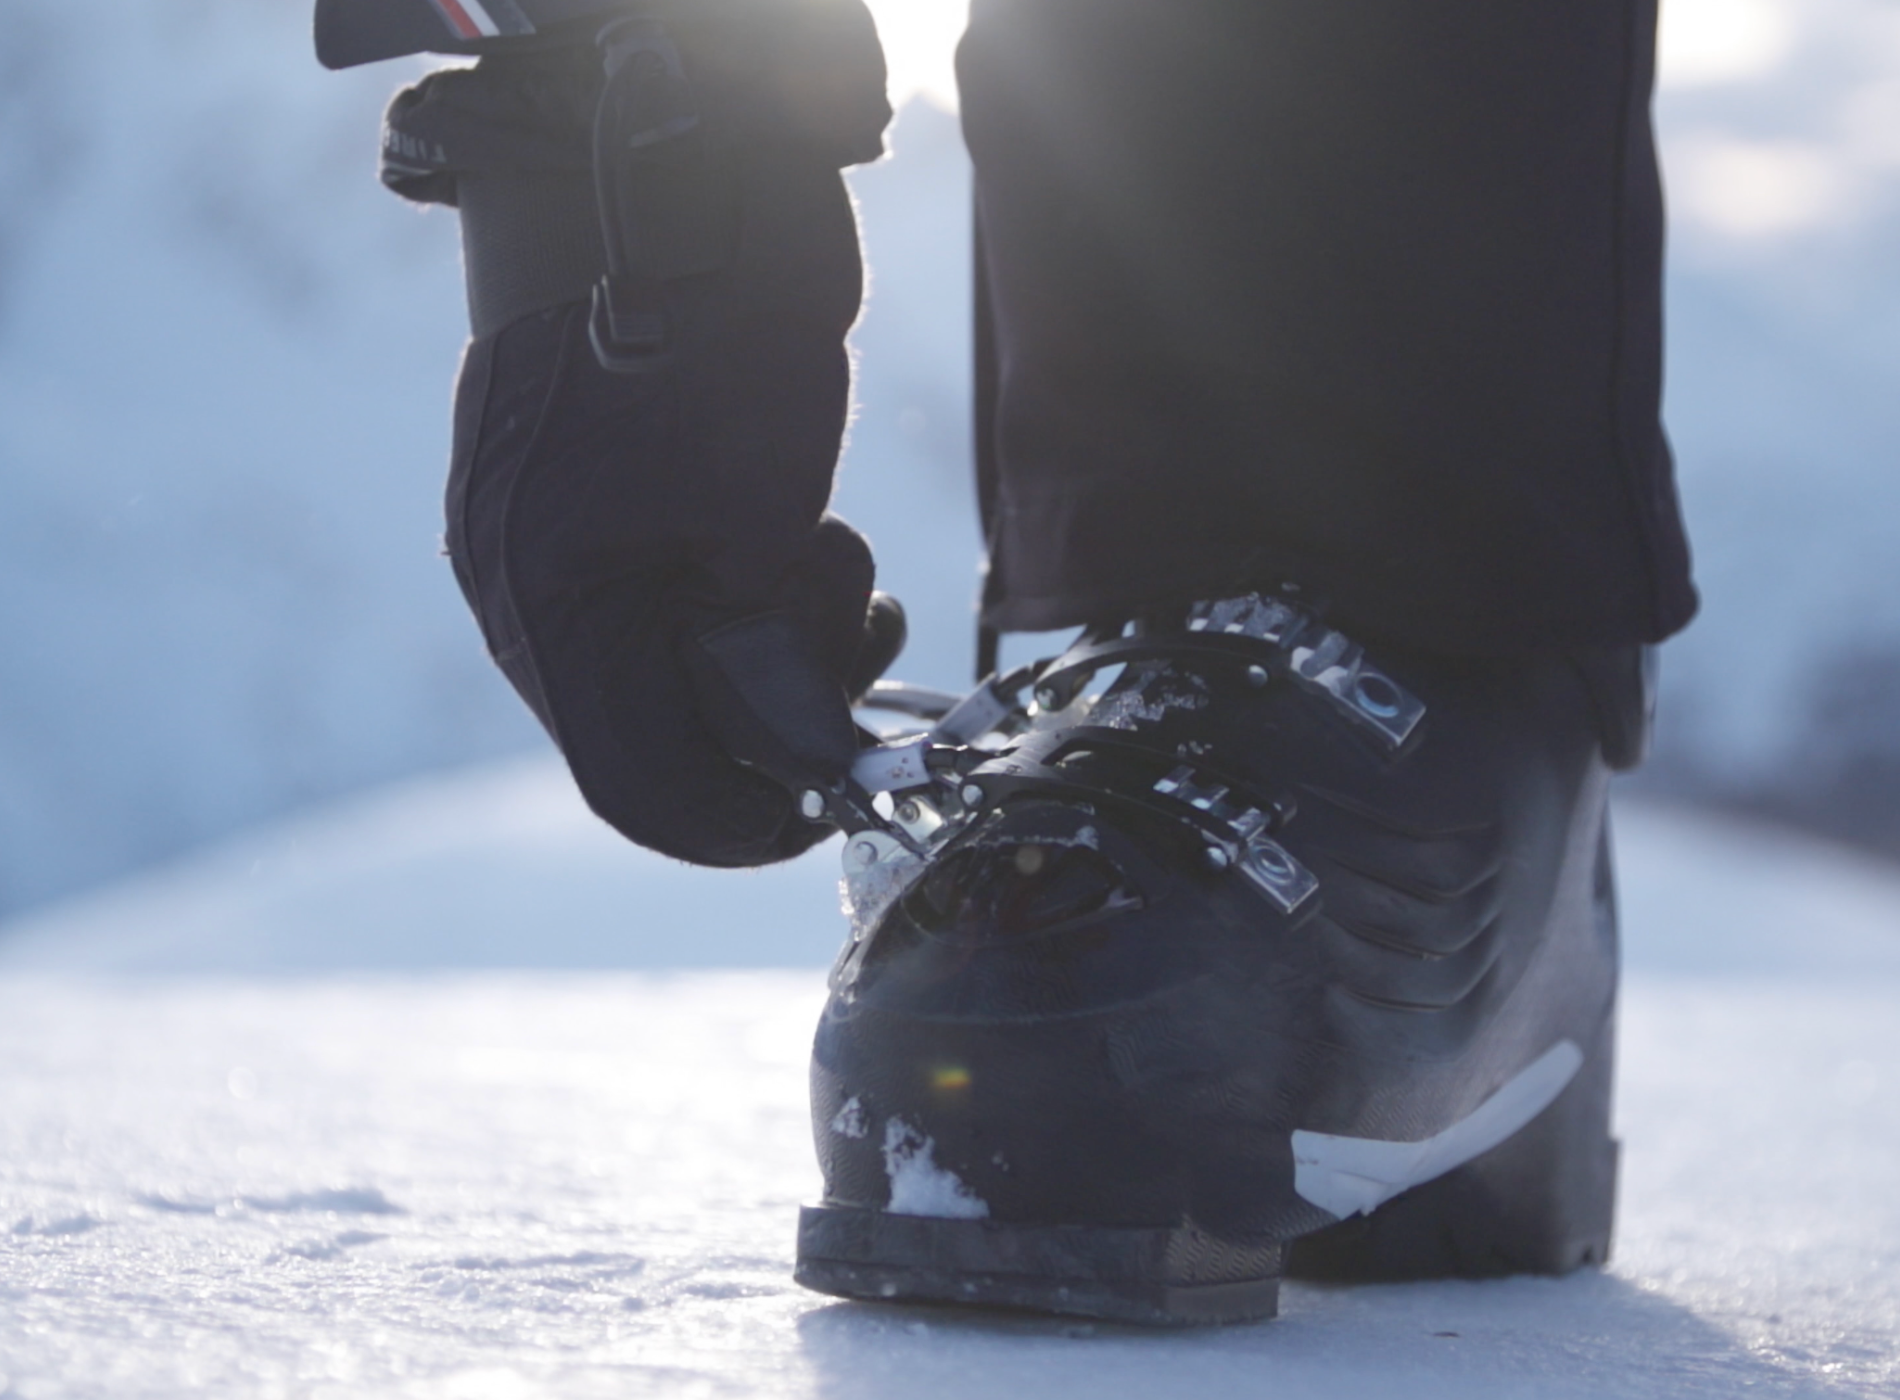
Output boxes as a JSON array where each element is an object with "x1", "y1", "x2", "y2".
[
  {"x1": 795, "y1": 1206, "x2": 1285, "y2": 1325},
  {"x1": 1284, "y1": 1018, "x2": 1618, "y2": 1282}
]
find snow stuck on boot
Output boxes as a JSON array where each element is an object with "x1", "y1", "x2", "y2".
[{"x1": 882, "y1": 1118, "x2": 989, "y2": 1219}]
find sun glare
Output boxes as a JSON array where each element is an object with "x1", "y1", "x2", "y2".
[
  {"x1": 1657, "y1": 0, "x2": 1794, "y2": 87},
  {"x1": 860, "y1": 1, "x2": 1799, "y2": 109},
  {"x1": 864, "y1": 0, "x2": 967, "y2": 110}
]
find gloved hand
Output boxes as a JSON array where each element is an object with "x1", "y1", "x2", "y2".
[{"x1": 417, "y1": 0, "x2": 897, "y2": 867}]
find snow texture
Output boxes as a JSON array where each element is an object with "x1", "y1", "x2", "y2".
[
  {"x1": 0, "y1": 763, "x2": 1895, "y2": 1397},
  {"x1": 1090, "y1": 667, "x2": 1210, "y2": 732},
  {"x1": 838, "y1": 840, "x2": 927, "y2": 952},
  {"x1": 828, "y1": 1098, "x2": 868, "y2": 1141},
  {"x1": 0, "y1": 759, "x2": 850, "y2": 973}
]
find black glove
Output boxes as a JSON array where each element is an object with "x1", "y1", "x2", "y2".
[{"x1": 420, "y1": 2, "x2": 896, "y2": 867}]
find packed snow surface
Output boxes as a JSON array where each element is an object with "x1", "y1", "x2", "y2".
[{"x1": 1, "y1": 762, "x2": 1897, "y2": 1398}]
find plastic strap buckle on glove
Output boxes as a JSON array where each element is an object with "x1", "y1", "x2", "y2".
[{"x1": 588, "y1": 14, "x2": 734, "y2": 373}]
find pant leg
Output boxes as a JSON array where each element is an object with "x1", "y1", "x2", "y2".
[{"x1": 959, "y1": 0, "x2": 1695, "y2": 655}]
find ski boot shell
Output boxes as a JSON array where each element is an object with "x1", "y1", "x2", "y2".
[{"x1": 796, "y1": 595, "x2": 1626, "y2": 1324}]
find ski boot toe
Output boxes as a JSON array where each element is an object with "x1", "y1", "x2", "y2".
[{"x1": 797, "y1": 594, "x2": 1632, "y2": 1323}]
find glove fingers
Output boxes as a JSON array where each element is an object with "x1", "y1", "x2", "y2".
[
  {"x1": 848, "y1": 592, "x2": 909, "y2": 702},
  {"x1": 689, "y1": 610, "x2": 861, "y2": 789},
  {"x1": 776, "y1": 514, "x2": 876, "y2": 680},
  {"x1": 572, "y1": 581, "x2": 826, "y2": 868}
]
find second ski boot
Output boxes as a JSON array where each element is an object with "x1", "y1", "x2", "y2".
[{"x1": 794, "y1": 593, "x2": 1649, "y2": 1324}]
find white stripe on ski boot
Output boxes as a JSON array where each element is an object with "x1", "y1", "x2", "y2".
[{"x1": 1291, "y1": 1039, "x2": 1584, "y2": 1219}]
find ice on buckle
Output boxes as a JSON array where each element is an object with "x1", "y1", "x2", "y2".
[
  {"x1": 1187, "y1": 593, "x2": 1304, "y2": 644},
  {"x1": 1091, "y1": 670, "x2": 1210, "y2": 730},
  {"x1": 839, "y1": 831, "x2": 924, "y2": 943}
]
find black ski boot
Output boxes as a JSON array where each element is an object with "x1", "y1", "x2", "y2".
[{"x1": 795, "y1": 594, "x2": 1648, "y2": 1325}]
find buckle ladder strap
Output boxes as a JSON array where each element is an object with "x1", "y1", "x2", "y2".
[
  {"x1": 959, "y1": 726, "x2": 1318, "y2": 914},
  {"x1": 1029, "y1": 597, "x2": 1426, "y2": 752}
]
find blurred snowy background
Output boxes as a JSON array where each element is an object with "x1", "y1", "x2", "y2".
[
  {"x1": 0, "y1": 0, "x2": 1898, "y2": 920},
  {"x1": 2, "y1": 8, "x2": 1897, "y2": 1396}
]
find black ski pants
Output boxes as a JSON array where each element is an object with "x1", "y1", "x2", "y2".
[{"x1": 959, "y1": 0, "x2": 1695, "y2": 654}]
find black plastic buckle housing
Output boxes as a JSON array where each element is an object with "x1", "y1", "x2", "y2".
[
  {"x1": 588, "y1": 274, "x2": 668, "y2": 373},
  {"x1": 587, "y1": 15, "x2": 707, "y2": 374}
]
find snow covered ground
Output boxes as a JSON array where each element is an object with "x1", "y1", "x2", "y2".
[{"x1": 1, "y1": 762, "x2": 1896, "y2": 1398}]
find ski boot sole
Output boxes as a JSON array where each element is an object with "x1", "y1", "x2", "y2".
[
  {"x1": 794, "y1": 1206, "x2": 1284, "y2": 1325},
  {"x1": 796, "y1": 1024, "x2": 1615, "y2": 1322}
]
